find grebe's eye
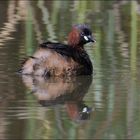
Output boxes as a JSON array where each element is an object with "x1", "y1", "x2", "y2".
[{"x1": 81, "y1": 33, "x2": 84, "y2": 36}]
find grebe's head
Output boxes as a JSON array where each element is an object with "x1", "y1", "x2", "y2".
[{"x1": 68, "y1": 24, "x2": 96, "y2": 47}]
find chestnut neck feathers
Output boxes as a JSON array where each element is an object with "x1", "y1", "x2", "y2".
[{"x1": 68, "y1": 28, "x2": 80, "y2": 47}]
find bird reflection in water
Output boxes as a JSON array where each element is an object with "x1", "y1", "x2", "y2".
[{"x1": 22, "y1": 75, "x2": 93, "y2": 121}]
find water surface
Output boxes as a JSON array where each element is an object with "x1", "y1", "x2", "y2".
[{"x1": 0, "y1": 1, "x2": 140, "y2": 139}]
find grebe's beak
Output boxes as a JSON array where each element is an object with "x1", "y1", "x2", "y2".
[
  {"x1": 83, "y1": 35, "x2": 96, "y2": 43},
  {"x1": 88, "y1": 35, "x2": 96, "y2": 43}
]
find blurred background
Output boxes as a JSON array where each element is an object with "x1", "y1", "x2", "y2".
[{"x1": 0, "y1": 0, "x2": 140, "y2": 139}]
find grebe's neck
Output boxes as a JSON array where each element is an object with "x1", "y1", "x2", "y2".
[{"x1": 68, "y1": 28, "x2": 81, "y2": 48}]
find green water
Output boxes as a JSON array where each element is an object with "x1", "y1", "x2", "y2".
[{"x1": 0, "y1": 0, "x2": 140, "y2": 139}]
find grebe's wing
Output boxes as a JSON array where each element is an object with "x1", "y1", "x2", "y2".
[{"x1": 40, "y1": 42, "x2": 74, "y2": 57}]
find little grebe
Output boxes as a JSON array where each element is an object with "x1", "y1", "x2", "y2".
[{"x1": 20, "y1": 24, "x2": 96, "y2": 76}]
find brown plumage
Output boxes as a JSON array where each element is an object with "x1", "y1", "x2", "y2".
[{"x1": 19, "y1": 24, "x2": 96, "y2": 77}]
